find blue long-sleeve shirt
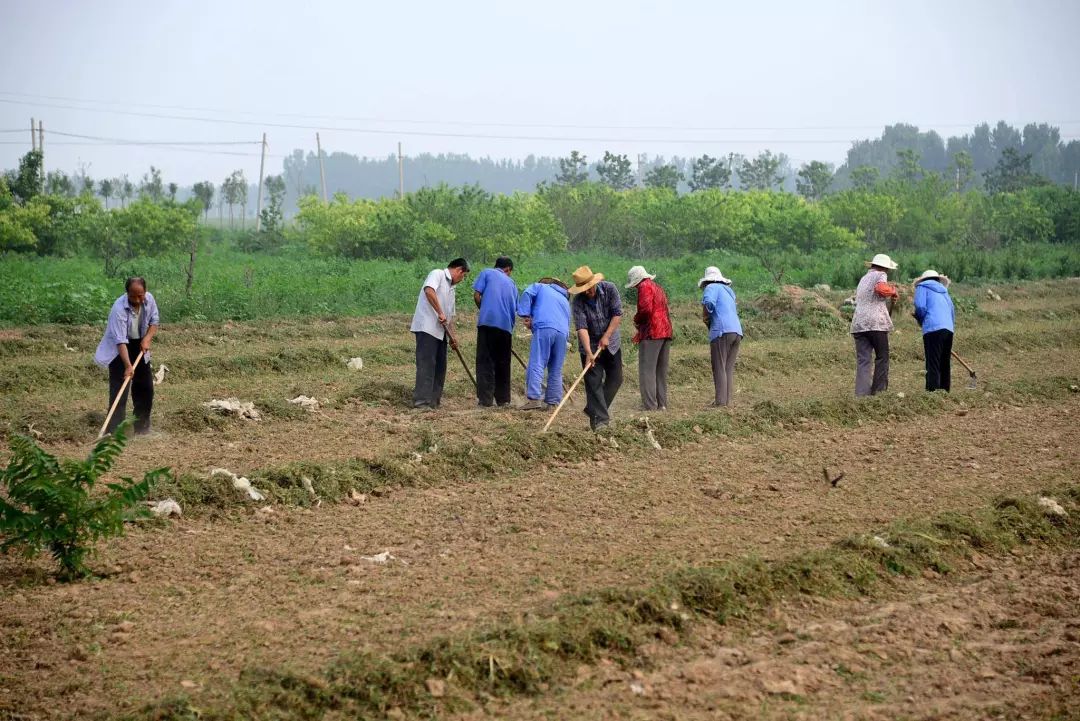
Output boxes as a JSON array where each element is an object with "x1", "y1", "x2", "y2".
[
  {"x1": 913, "y1": 280, "x2": 955, "y2": 334},
  {"x1": 517, "y1": 282, "x2": 570, "y2": 334},
  {"x1": 702, "y1": 283, "x2": 742, "y2": 341}
]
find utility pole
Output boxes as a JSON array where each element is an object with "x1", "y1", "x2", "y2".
[
  {"x1": 255, "y1": 132, "x2": 267, "y2": 231},
  {"x1": 38, "y1": 120, "x2": 44, "y2": 191},
  {"x1": 955, "y1": 165, "x2": 960, "y2": 193},
  {"x1": 398, "y1": 142, "x2": 404, "y2": 199},
  {"x1": 1075, "y1": 170, "x2": 1078, "y2": 191},
  {"x1": 31, "y1": 117, "x2": 36, "y2": 151},
  {"x1": 316, "y1": 132, "x2": 328, "y2": 202}
]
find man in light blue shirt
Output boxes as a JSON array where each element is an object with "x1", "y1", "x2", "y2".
[
  {"x1": 700, "y1": 266, "x2": 742, "y2": 407},
  {"x1": 517, "y1": 277, "x2": 571, "y2": 409},
  {"x1": 472, "y1": 256, "x2": 518, "y2": 407},
  {"x1": 94, "y1": 276, "x2": 160, "y2": 434}
]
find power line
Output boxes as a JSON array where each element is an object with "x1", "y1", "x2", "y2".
[
  {"x1": 3, "y1": 89, "x2": 1080, "y2": 133},
  {"x1": 0, "y1": 97, "x2": 957, "y2": 146},
  {"x1": 49, "y1": 130, "x2": 261, "y2": 146}
]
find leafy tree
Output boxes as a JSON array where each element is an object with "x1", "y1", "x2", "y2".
[
  {"x1": 139, "y1": 166, "x2": 164, "y2": 202},
  {"x1": 984, "y1": 148, "x2": 1048, "y2": 194},
  {"x1": 555, "y1": 151, "x2": 589, "y2": 186},
  {"x1": 739, "y1": 150, "x2": 785, "y2": 190},
  {"x1": 118, "y1": 175, "x2": 134, "y2": 208},
  {"x1": 643, "y1": 164, "x2": 683, "y2": 191},
  {"x1": 796, "y1": 161, "x2": 834, "y2": 201},
  {"x1": 88, "y1": 198, "x2": 199, "y2": 275},
  {"x1": 851, "y1": 165, "x2": 879, "y2": 191},
  {"x1": 8, "y1": 150, "x2": 43, "y2": 203},
  {"x1": 191, "y1": 181, "x2": 215, "y2": 221},
  {"x1": 0, "y1": 423, "x2": 167, "y2": 579},
  {"x1": 167, "y1": 182, "x2": 178, "y2": 202},
  {"x1": 97, "y1": 179, "x2": 114, "y2": 209},
  {"x1": 892, "y1": 149, "x2": 923, "y2": 184},
  {"x1": 45, "y1": 170, "x2": 74, "y2": 197},
  {"x1": 688, "y1": 155, "x2": 731, "y2": 191},
  {"x1": 595, "y1": 152, "x2": 635, "y2": 190},
  {"x1": 248, "y1": 174, "x2": 287, "y2": 251},
  {"x1": 80, "y1": 175, "x2": 95, "y2": 196},
  {"x1": 949, "y1": 151, "x2": 975, "y2": 192},
  {"x1": 988, "y1": 191, "x2": 1053, "y2": 245}
]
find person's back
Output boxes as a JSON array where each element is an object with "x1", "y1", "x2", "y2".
[
  {"x1": 530, "y1": 282, "x2": 570, "y2": 333},
  {"x1": 914, "y1": 280, "x2": 954, "y2": 333},
  {"x1": 474, "y1": 267, "x2": 518, "y2": 333}
]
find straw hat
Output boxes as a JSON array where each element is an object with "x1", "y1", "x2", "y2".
[
  {"x1": 538, "y1": 276, "x2": 568, "y2": 290},
  {"x1": 625, "y1": 265, "x2": 655, "y2": 288},
  {"x1": 865, "y1": 253, "x2": 898, "y2": 270},
  {"x1": 568, "y1": 266, "x2": 604, "y2": 295},
  {"x1": 697, "y1": 266, "x2": 731, "y2": 288},
  {"x1": 913, "y1": 269, "x2": 950, "y2": 287}
]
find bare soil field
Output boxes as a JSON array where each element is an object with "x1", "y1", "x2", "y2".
[{"x1": 1, "y1": 280, "x2": 1078, "y2": 720}]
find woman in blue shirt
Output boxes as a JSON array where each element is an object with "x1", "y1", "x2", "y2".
[
  {"x1": 699, "y1": 267, "x2": 742, "y2": 406},
  {"x1": 912, "y1": 269, "x2": 955, "y2": 392}
]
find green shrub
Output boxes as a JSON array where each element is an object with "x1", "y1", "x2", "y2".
[{"x1": 0, "y1": 422, "x2": 169, "y2": 578}]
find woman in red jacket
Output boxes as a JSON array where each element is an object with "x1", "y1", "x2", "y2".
[{"x1": 626, "y1": 265, "x2": 673, "y2": 411}]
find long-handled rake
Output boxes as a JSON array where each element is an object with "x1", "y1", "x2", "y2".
[
  {"x1": 951, "y1": 350, "x2": 978, "y2": 389},
  {"x1": 441, "y1": 323, "x2": 476, "y2": 390},
  {"x1": 543, "y1": 348, "x2": 601, "y2": 433},
  {"x1": 97, "y1": 351, "x2": 145, "y2": 439}
]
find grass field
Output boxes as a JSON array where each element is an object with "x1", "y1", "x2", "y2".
[
  {"x1": 0, "y1": 276, "x2": 1078, "y2": 720},
  {"x1": 1, "y1": 241, "x2": 1078, "y2": 325}
]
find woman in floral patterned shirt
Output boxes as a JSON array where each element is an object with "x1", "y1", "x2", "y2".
[{"x1": 850, "y1": 253, "x2": 899, "y2": 396}]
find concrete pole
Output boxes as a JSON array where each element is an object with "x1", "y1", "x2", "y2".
[
  {"x1": 316, "y1": 133, "x2": 328, "y2": 202},
  {"x1": 255, "y1": 133, "x2": 267, "y2": 231}
]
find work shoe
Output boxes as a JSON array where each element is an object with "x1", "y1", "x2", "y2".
[{"x1": 519, "y1": 398, "x2": 545, "y2": 410}]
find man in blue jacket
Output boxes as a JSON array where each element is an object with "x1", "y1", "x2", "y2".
[
  {"x1": 912, "y1": 269, "x2": 955, "y2": 392},
  {"x1": 516, "y1": 277, "x2": 571, "y2": 410}
]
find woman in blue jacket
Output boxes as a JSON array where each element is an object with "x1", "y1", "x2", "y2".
[{"x1": 912, "y1": 269, "x2": 955, "y2": 392}]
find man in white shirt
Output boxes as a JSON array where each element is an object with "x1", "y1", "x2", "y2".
[{"x1": 411, "y1": 258, "x2": 470, "y2": 409}]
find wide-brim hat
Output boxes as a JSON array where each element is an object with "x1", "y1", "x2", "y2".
[
  {"x1": 625, "y1": 265, "x2": 656, "y2": 288},
  {"x1": 913, "y1": 269, "x2": 950, "y2": 287},
  {"x1": 568, "y1": 266, "x2": 604, "y2": 295},
  {"x1": 698, "y1": 266, "x2": 731, "y2": 288},
  {"x1": 865, "y1": 253, "x2": 898, "y2": 270},
  {"x1": 538, "y1": 276, "x2": 568, "y2": 290}
]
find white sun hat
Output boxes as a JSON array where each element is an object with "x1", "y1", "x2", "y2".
[
  {"x1": 913, "y1": 269, "x2": 950, "y2": 287},
  {"x1": 625, "y1": 265, "x2": 656, "y2": 288},
  {"x1": 865, "y1": 253, "x2": 898, "y2": 270},
  {"x1": 697, "y1": 266, "x2": 732, "y2": 287}
]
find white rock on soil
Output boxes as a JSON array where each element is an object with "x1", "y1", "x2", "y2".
[
  {"x1": 147, "y1": 499, "x2": 183, "y2": 518},
  {"x1": 154, "y1": 364, "x2": 169, "y2": 385},
  {"x1": 203, "y1": 398, "x2": 262, "y2": 420},
  {"x1": 288, "y1": 395, "x2": 321, "y2": 411},
  {"x1": 210, "y1": 467, "x2": 266, "y2": 501},
  {"x1": 1038, "y1": 496, "x2": 1067, "y2": 517},
  {"x1": 360, "y1": 550, "x2": 395, "y2": 564},
  {"x1": 347, "y1": 357, "x2": 364, "y2": 370}
]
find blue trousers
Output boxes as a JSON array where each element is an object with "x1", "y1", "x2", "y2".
[{"x1": 526, "y1": 327, "x2": 568, "y2": 405}]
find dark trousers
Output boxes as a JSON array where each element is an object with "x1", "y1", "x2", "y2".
[
  {"x1": 413, "y1": 331, "x2": 448, "y2": 408},
  {"x1": 580, "y1": 348, "x2": 623, "y2": 428},
  {"x1": 923, "y1": 329, "x2": 953, "y2": 392},
  {"x1": 709, "y1": 333, "x2": 741, "y2": 406},
  {"x1": 853, "y1": 331, "x2": 890, "y2": 397},
  {"x1": 107, "y1": 339, "x2": 154, "y2": 434},
  {"x1": 475, "y1": 325, "x2": 512, "y2": 406},
  {"x1": 638, "y1": 338, "x2": 671, "y2": 410}
]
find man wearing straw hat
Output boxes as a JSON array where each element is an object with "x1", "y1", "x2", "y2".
[
  {"x1": 626, "y1": 265, "x2": 672, "y2": 411},
  {"x1": 850, "y1": 253, "x2": 900, "y2": 397},
  {"x1": 912, "y1": 269, "x2": 955, "y2": 392},
  {"x1": 568, "y1": 266, "x2": 623, "y2": 431},
  {"x1": 410, "y1": 258, "x2": 470, "y2": 410}
]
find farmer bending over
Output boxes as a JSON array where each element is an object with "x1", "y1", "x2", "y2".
[
  {"x1": 517, "y1": 276, "x2": 571, "y2": 410},
  {"x1": 94, "y1": 276, "x2": 159, "y2": 435},
  {"x1": 410, "y1": 258, "x2": 469, "y2": 410},
  {"x1": 568, "y1": 266, "x2": 623, "y2": 431}
]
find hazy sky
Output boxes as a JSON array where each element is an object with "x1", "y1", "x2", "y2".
[{"x1": 2, "y1": 0, "x2": 1079, "y2": 184}]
